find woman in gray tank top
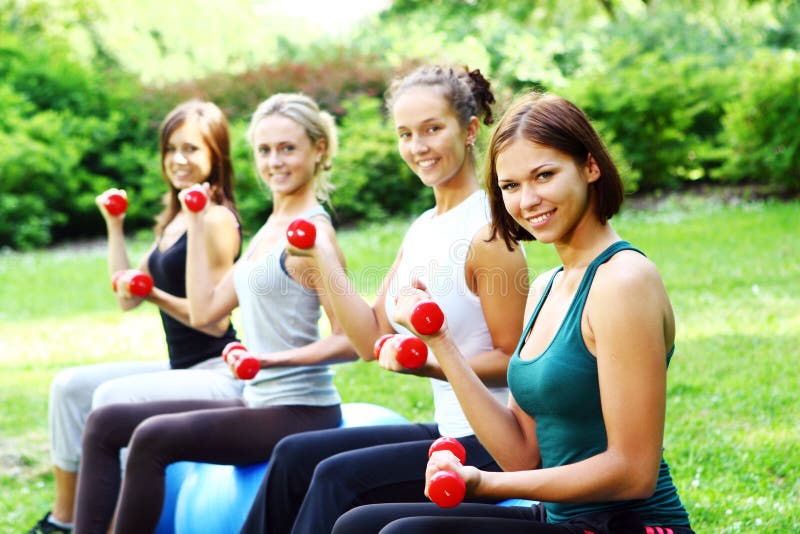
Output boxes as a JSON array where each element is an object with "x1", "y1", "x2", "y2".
[
  {"x1": 71, "y1": 93, "x2": 358, "y2": 534},
  {"x1": 240, "y1": 64, "x2": 530, "y2": 534}
]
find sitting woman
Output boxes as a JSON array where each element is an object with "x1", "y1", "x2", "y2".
[
  {"x1": 71, "y1": 93, "x2": 357, "y2": 534},
  {"x1": 335, "y1": 92, "x2": 695, "y2": 533}
]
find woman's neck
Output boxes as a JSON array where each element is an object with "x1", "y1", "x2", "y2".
[
  {"x1": 432, "y1": 162, "x2": 480, "y2": 215},
  {"x1": 270, "y1": 189, "x2": 319, "y2": 221},
  {"x1": 553, "y1": 219, "x2": 620, "y2": 271}
]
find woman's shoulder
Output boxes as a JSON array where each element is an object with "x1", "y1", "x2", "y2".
[{"x1": 593, "y1": 249, "x2": 666, "y2": 303}]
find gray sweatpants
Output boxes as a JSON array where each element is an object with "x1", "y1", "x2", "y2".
[{"x1": 48, "y1": 357, "x2": 243, "y2": 472}]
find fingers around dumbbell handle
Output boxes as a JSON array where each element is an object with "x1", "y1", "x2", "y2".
[
  {"x1": 373, "y1": 334, "x2": 395, "y2": 360},
  {"x1": 111, "y1": 270, "x2": 153, "y2": 297},
  {"x1": 395, "y1": 336, "x2": 428, "y2": 370},
  {"x1": 410, "y1": 300, "x2": 444, "y2": 335},
  {"x1": 429, "y1": 470, "x2": 466, "y2": 508},
  {"x1": 286, "y1": 218, "x2": 316, "y2": 249},
  {"x1": 428, "y1": 437, "x2": 466, "y2": 465},
  {"x1": 222, "y1": 341, "x2": 248, "y2": 361}
]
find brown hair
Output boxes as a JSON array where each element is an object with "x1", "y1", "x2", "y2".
[
  {"x1": 155, "y1": 100, "x2": 237, "y2": 235},
  {"x1": 486, "y1": 93, "x2": 624, "y2": 249}
]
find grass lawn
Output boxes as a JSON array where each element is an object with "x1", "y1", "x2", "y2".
[{"x1": 1, "y1": 195, "x2": 798, "y2": 532}]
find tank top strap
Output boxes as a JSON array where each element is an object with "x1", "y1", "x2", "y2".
[
  {"x1": 563, "y1": 240, "x2": 644, "y2": 332},
  {"x1": 301, "y1": 204, "x2": 330, "y2": 221}
]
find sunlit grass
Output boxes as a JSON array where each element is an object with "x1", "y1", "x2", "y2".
[{"x1": 1, "y1": 197, "x2": 798, "y2": 532}]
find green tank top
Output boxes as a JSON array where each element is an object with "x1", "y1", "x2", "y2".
[{"x1": 507, "y1": 241, "x2": 690, "y2": 526}]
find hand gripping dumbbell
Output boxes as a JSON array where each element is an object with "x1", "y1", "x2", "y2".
[
  {"x1": 409, "y1": 300, "x2": 444, "y2": 335},
  {"x1": 373, "y1": 334, "x2": 428, "y2": 370},
  {"x1": 427, "y1": 437, "x2": 467, "y2": 508},
  {"x1": 222, "y1": 341, "x2": 260, "y2": 380},
  {"x1": 111, "y1": 269, "x2": 154, "y2": 297},
  {"x1": 103, "y1": 192, "x2": 128, "y2": 216},
  {"x1": 286, "y1": 218, "x2": 316, "y2": 249}
]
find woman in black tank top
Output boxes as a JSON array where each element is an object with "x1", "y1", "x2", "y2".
[{"x1": 31, "y1": 100, "x2": 243, "y2": 534}]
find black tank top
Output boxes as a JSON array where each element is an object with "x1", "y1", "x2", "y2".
[{"x1": 148, "y1": 230, "x2": 240, "y2": 369}]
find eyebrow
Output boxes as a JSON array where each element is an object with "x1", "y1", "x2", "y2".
[
  {"x1": 497, "y1": 162, "x2": 555, "y2": 180},
  {"x1": 396, "y1": 117, "x2": 442, "y2": 131}
]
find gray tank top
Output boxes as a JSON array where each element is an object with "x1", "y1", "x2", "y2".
[{"x1": 233, "y1": 205, "x2": 340, "y2": 408}]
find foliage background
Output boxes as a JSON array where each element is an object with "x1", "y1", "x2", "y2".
[
  {"x1": 1, "y1": 1, "x2": 798, "y2": 532},
  {"x1": 1, "y1": 0, "x2": 798, "y2": 250}
]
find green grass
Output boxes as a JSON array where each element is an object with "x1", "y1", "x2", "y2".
[{"x1": 1, "y1": 197, "x2": 798, "y2": 532}]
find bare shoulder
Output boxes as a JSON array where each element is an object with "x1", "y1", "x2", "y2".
[
  {"x1": 590, "y1": 250, "x2": 671, "y2": 316},
  {"x1": 203, "y1": 204, "x2": 239, "y2": 232},
  {"x1": 470, "y1": 224, "x2": 526, "y2": 265}
]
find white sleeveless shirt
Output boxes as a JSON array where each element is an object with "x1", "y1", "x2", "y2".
[{"x1": 385, "y1": 190, "x2": 509, "y2": 437}]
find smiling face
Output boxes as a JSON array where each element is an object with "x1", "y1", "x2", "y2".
[
  {"x1": 251, "y1": 114, "x2": 324, "y2": 198},
  {"x1": 391, "y1": 86, "x2": 474, "y2": 188},
  {"x1": 163, "y1": 118, "x2": 213, "y2": 190},
  {"x1": 496, "y1": 138, "x2": 600, "y2": 245}
]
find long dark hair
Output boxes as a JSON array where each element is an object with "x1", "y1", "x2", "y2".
[{"x1": 155, "y1": 100, "x2": 237, "y2": 235}]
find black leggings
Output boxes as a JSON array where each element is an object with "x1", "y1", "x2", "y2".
[
  {"x1": 72, "y1": 398, "x2": 341, "y2": 534},
  {"x1": 239, "y1": 424, "x2": 502, "y2": 534},
  {"x1": 332, "y1": 502, "x2": 696, "y2": 534}
]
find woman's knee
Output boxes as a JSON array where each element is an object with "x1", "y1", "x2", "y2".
[
  {"x1": 82, "y1": 404, "x2": 125, "y2": 445},
  {"x1": 272, "y1": 433, "x2": 317, "y2": 467},
  {"x1": 127, "y1": 416, "x2": 171, "y2": 458},
  {"x1": 50, "y1": 367, "x2": 93, "y2": 406},
  {"x1": 311, "y1": 453, "x2": 350, "y2": 486}
]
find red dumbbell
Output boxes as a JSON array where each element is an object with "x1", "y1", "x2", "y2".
[
  {"x1": 428, "y1": 437, "x2": 467, "y2": 464},
  {"x1": 373, "y1": 334, "x2": 395, "y2": 360},
  {"x1": 183, "y1": 187, "x2": 208, "y2": 212},
  {"x1": 222, "y1": 341, "x2": 260, "y2": 380},
  {"x1": 410, "y1": 300, "x2": 444, "y2": 335},
  {"x1": 111, "y1": 270, "x2": 153, "y2": 297},
  {"x1": 428, "y1": 470, "x2": 466, "y2": 508},
  {"x1": 428, "y1": 437, "x2": 467, "y2": 508},
  {"x1": 394, "y1": 336, "x2": 428, "y2": 370},
  {"x1": 286, "y1": 218, "x2": 316, "y2": 249},
  {"x1": 104, "y1": 192, "x2": 128, "y2": 216}
]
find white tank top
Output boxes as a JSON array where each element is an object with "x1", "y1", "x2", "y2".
[{"x1": 385, "y1": 190, "x2": 509, "y2": 437}]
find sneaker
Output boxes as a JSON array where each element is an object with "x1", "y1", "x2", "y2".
[{"x1": 27, "y1": 511, "x2": 72, "y2": 533}]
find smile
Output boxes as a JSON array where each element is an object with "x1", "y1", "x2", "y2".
[
  {"x1": 416, "y1": 158, "x2": 438, "y2": 169},
  {"x1": 528, "y1": 210, "x2": 554, "y2": 226}
]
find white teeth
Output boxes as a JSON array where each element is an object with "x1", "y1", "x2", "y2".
[
  {"x1": 417, "y1": 159, "x2": 436, "y2": 169},
  {"x1": 530, "y1": 212, "x2": 551, "y2": 224}
]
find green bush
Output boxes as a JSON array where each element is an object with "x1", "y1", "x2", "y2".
[
  {"x1": 714, "y1": 50, "x2": 800, "y2": 192},
  {"x1": 331, "y1": 96, "x2": 430, "y2": 224},
  {"x1": 566, "y1": 50, "x2": 733, "y2": 193},
  {"x1": 0, "y1": 29, "x2": 149, "y2": 249}
]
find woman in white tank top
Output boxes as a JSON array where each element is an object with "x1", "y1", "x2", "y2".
[{"x1": 239, "y1": 64, "x2": 530, "y2": 534}]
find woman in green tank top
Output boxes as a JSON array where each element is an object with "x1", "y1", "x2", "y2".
[{"x1": 337, "y1": 93, "x2": 694, "y2": 533}]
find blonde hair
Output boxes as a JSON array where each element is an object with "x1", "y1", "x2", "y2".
[{"x1": 247, "y1": 93, "x2": 338, "y2": 203}]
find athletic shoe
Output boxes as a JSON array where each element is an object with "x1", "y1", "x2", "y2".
[{"x1": 27, "y1": 511, "x2": 72, "y2": 533}]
